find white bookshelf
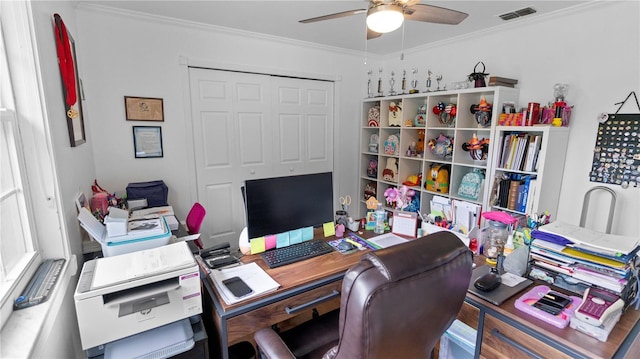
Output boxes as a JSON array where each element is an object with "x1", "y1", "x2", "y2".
[
  {"x1": 488, "y1": 126, "x2": 570, "y2": 221},
  {"x1": 358, "y1": 87, "x2": 520, "y2": 219}
]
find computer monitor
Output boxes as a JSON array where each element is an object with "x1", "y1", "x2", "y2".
[{"x1": 244, "y1": 172, "x2": 334, "y2": 239}]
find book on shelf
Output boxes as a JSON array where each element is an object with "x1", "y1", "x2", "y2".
[
  {"x1": 507, "y1": 179, "x2": 521, "y2": 210},
  {"x1": 524, "y1": 135, "x2": 540, "y2": 172},
  {"x1": 524, "y1": 178, "x2": 537, "y2": 214},
  {"x1": 489, "y1": 76, "x2": 518, "y2": 85}
]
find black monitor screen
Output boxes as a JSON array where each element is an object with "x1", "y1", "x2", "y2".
[{"x1": 244, "y1": 172, "x2": 333, "y2": 239}]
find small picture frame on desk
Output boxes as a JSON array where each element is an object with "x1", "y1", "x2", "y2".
[{"x1": 133, "y1": 126, "x2": 163, "y2": 158}]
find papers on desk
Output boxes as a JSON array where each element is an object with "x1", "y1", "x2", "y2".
[
  {"x1": 210, "y1": 262, "x2": 280, "y2": 305},
  {"x1": 538, "y1": 221, "x2": 640, "y2": 256},
  {"x1": 367, "y1": 233, "x2": 409, "y2": 249},
  {"x1": 130, "y1": 206, "x2": 174, "y2": 219}
]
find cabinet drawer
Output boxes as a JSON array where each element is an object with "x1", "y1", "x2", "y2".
[
  {"x1": 458, "y1": 301, "x2": 480, "y2": 330},
  {"x1": 226, "y1": 280, "x2": 342, "y2": 345},
  {"x1": 481, "y1": 314, "x2": 572, "y2": 359}
]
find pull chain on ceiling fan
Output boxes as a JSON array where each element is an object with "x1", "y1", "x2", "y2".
[{"x1": 299, "y1": 0, "x2": 468, "y2": 40}]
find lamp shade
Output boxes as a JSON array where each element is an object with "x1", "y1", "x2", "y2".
[{"x1": 366, "y1": 4, "x2": 404, "y2": 33}]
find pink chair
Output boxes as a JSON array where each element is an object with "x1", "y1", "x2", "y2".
[{"x1": 186, "y1": 202, "x2": 206, "y2": 249}]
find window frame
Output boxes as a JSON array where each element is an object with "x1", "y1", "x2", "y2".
[{"x1": 0, "y1": 0, "x2": 68, "y2": 330}]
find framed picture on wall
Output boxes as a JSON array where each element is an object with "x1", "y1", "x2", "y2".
[
  {"x1": 53, "y1": 14, "x2": 86, "y2": 147},
  {"x1": 133, "y1": 126, "x2": 163, "y2": 158},
  {"x1": 125, "y1": 96, "x2": 164, "y2": 121}
]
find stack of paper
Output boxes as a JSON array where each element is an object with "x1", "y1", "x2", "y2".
[
  {"x1": 529, "y1": 221, "x2": 639, "y2": 301},
  {"x1": 210, "y1": 262, "x2": 280, "y2": 305}
]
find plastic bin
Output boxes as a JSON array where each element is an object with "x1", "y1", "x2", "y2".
[{"x1": 439, "y1": 319, "x2": 476, "y2": 359}]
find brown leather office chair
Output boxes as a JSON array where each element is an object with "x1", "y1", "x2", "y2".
[{"x1": 254, "y1": 231, "x2": 473, "y2": 359}]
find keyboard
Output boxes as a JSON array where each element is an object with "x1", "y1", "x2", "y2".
[
  {"x1": 261, "y1": 239, "x2": 334, "y2": 268},
  {"x1": 14, "y1": 258, "x2": 65, "y2": 309}
]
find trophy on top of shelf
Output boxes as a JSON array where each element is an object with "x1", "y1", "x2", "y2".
[
  {"x1": 377, "y1": 68, "x2": 383, "y2": 97},
  {"x1": 424, "y1": 69, "x2": 432, "y2": 92},
  {"x1": 389, "y1": 71, "x2": 397, "y2": 96},
  {"x1": 367, "y1": 70, "x2": 373, "y2": 98},
  {"x1": 436, "y1": 74, "x2": 444, "y2": 91},
  {"x1": 409, "y1": 68, "x2": 419, "y2": 94},
  {"x1": 401, "y1": 70, "x2": 407, "y2": 94}
]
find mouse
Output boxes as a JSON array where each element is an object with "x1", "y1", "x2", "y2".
[
  {"x1": 337, "y1": 241, "x2": 355, "y2": 251},
  {"x1": 474, "y1": 271, "x2": 502, "y2": 292}
]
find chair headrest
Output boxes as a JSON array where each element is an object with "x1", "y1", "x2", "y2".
[{"x1": 362, "y1": 231, "x2": 470, "y2": 282}]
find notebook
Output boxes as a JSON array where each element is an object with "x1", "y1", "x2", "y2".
[{"x1": 467, "y1": 265, "x2": 532, "y2": 306}]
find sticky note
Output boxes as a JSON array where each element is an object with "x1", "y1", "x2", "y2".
[
  {"x1": 265, "y1": 235, "x2": 277, "y2": 250},
  {"x1": 276, "y1": 232, "x2": 290, "y2": 248},
  {"x1": 302, "y1": 226, "x2": 314, "y2": 241},
  {"x1": 289, "y1": 229, "x2": 302, "y2": 244},
  {"x1": 250, "y1": 237, "x2": 266, "y2": 254},
  {"x1": 323, "y1": 222, "x2": 335, "y2": 237}
]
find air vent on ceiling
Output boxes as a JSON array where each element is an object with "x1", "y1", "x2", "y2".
[{"x1": 499, "y1": 7, "x2": 537, "y2": 21}]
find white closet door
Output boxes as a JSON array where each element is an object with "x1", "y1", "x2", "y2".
[
  {"x1": 189, "y1": 68, "x2": 334, "y2": 247},
  {"x1": 271, "y1": 77, "x2": 334, "y2": 175},
  {"x1": 189, "y1": 68, "x2": 272, "y2": 245}
]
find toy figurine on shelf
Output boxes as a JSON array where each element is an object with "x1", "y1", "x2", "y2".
[
  {"x1": 468, "y1": 61, "x2": 488, "y2": 88},
  {"x1": 470, "y1": 97, "x2": 493, "y2": 127},
  {"x1": 388, "y1": 101, "x2": 402, "y2": 126},
  {"x1": 382, "y1": 157, "x2": 398, "y2": 182},
  {"x1": 414, "y1": 105, "x2": 426, "y2": 127},
  {"x1": 462, "y1": 134, "x2": 490, "y2": 161},
  {"x1": 367, "y1": 158, "x2": 378, "y2": 178},
  {"x1": 552, "y1": 83, "x2": 569, "y2": 126},
  {"x1": 416, "y1": 129, "x2": 426, "y2": 155},
  {"x1": 406, "y1": 141, "x2": 417, "y2": 157},
  {"x1": 369, "y1": 133, "x2": 379, "y2": 153}
]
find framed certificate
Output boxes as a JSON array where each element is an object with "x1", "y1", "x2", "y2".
[{"x1": 133, "y1": 126, "x2": 163, "y2": 158}]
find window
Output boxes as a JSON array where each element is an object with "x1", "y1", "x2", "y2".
[
  {"x1": 0, "y1": 109, "x2": 38, "y2": 301},
  {"x1": 0, "y1": 1, "x2": 65, "y2": 330}
]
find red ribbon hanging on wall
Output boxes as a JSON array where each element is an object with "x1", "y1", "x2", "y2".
[{"x1": 53, "y1": 13, "x2": 76, "y2": 107}]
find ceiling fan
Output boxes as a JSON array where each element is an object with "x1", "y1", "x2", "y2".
[{"x1": 299, "y1": 0, "x2": 468, "y2": 40}]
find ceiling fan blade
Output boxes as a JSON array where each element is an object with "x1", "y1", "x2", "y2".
[
  {"x1": 404, "y1": 4, "x2": 469, "y2": 25},
  {"x1": 299, "y1": 9, "x2": 366, "y2": 23},
  {"x1": 367, "y1": 28, "x2": 382, "y2": 40}
]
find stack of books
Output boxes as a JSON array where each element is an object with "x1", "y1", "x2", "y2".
[
  {"x1": 528, "y1": 221, "x2": 639, "y2": 309},
  {"x1": 495, "y1": 174, "x2": 537, "y2": 214},
  {"x1": 489, "y1": 76, "x2": 518, "y2": 88},
  {"x1": 499, "y1": 133, "x2": 542, "y2": 172}
]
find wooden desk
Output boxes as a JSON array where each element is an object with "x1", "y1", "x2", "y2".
[{"x1": 200, "y1": 234, "x2": 640, "y2": 359}]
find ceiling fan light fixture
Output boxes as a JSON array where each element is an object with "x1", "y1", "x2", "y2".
[{"x1": 366, "y1": 4, "x2": 404, "y2": 33}]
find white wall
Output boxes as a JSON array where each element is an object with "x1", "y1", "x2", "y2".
[
  {"x1": 373, "y1": 1, "x2": 639, "y2": 236},
  {"x1": 75, "y1": 5, "x2": 366, "y2": 246},
  {"x1": 28, "y1": 0, "x2": 96, "y2": 356}
]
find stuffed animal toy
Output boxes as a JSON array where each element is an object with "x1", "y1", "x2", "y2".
[
  {"x1": 388, "y1": 102, "x2": 402, "y2": 126},
  {"x1": 416, "y1": 129, "x2": 426, "y2": 154},
  {"x1": 382, "y1": 158, "x2": 398, "y2": 182},
  {"x1": 425, "y1": 164, "x2": 450, "y2": 193}
]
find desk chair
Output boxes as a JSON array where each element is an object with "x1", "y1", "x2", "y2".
[
  {"x1": 186, "y1": 202, "x2": 206, "y2": 250},
  {"x1": 254, "y1": 231, "x2": 473, "y2": 359}
]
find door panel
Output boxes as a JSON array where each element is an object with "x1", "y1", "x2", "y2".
[
  {"x1": 190, "y1": 68, "x2": 271, "y2": 245},
  {"x1": 204, "y1": 182, "x2": 235, "y2": 238},
  {"x1": 189, "y1": 68, "x2": 333, "y2": 248},
  {"x1": 201, "y1": 111, "x2": 232, "y2": 168}
]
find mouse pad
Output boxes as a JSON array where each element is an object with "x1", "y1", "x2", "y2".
[{"x1": 467, "y1": 265, "x2": 533, "y2": 306}]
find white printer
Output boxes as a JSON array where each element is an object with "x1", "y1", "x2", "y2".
[{"x1": 74, "y1": 241, "x2": 202, "y2": 350}]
